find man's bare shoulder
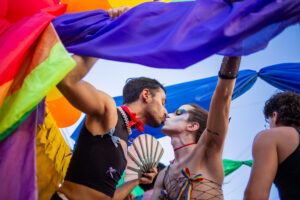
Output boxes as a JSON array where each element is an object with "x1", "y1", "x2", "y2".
[
  {"x1": 254, "y1": 127, "x2": 298, "y2": 150},
  {"x1": 256, "y1": 127, "x2": 297, "y2": 139}
]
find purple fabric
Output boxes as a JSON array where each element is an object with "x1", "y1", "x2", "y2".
[
  {"x1": 53, "y1": 0, "x2": 300, "y2": 69},
  {"x1": 0, "y1": 110, "x2": 37, "y2": 200},
  {"x1": 37, "y1": 98, "x2": 45, "y2": 125}
]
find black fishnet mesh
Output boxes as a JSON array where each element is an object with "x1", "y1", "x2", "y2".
[{"x1": 160, "y1": 167, "x2": 223, "y2": 200}]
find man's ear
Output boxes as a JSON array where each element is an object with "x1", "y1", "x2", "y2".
[
  {"x1": 273, "y1": 111, "x2": 278, "y2": 125},
  {"x1": 187, "y1": 122, "x2": 200, "y2": 132},
  {"x1": 141, "y1": 88, "x2": 151, "y2": 103}
]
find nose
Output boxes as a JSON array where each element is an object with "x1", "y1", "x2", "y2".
[
  {"x1": 164, "y1": 108, "x2": 168, "y2": 115},
  {"x1": 163, "y1": 108, "x2": 168, "y2": 119}
]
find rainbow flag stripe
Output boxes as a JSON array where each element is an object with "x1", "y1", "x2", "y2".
[
  {"x1": 161, "y1": 189, "x2": 171, "y2": 200},
  {"x1": 0, "y1": 22, "x2": 75, "y2": 141},
  {"x1": 0, "y1": 0, "x2": 74, "y2": 142},
  {"x1": 176, "y1": 168, "x2": 203, "y2": 200}
]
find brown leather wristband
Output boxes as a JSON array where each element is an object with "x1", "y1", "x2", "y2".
[
  {"x1": 218, "y1": 71, "x2": 238, "y2": 79},
  {"x1": 219, "y1": 56, "x2": 241, "y2": 79}
]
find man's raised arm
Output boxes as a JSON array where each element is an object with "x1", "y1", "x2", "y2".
[
  {"x1": 57, "y1": 55, "x2": 113, "y2": 117},
  {"x1": 199, "y1": 56, "x2": 241, "y2": 152},
  {"x1": 57, "y1": 7, "x2": 131, "y2": 117}
]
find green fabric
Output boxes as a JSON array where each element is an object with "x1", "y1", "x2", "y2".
[
  {"x1": 242, "y1": 160, "x2": 253, "y2": 167},
  {"x1": 223, "y1": 159, "x2": 253, "y2": 176},
  {"x1": 131, "y1": 185, "x2": 144, "y2": 197},
  {"x1": 118, "y1": 159, "x2": 253, "y2": 197},
  {"x1": 0, "y1": 106, "x2": 37, "y2": 143},
  {"x1": 0, "y1": 42, "x2": 75, "y2": 142}
]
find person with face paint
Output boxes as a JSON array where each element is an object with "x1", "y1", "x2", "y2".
[{"x1": 150, "y1": 56, "x2": 241, "y2": 200}]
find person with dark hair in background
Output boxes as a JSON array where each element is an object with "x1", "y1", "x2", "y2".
[
  {"x1": 50, "y1": 8, "x2": 168, "y2": 199},
  {"x1": 245, "y1": 91, "x2": 300, "y2": 200},
  {"x1": 150, "y1": 56, "x2": 242, "y2": 200}
]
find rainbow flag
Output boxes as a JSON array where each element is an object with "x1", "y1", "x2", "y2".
[{"x1": 0, "y1": 0, "x2": 76, "y2": 142}]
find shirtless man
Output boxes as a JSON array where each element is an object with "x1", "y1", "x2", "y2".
[
  {"x1": 245, "y1": 91, "x2": 300, "y2": 200},
  {"x1": 151, "y1": 56, "x2": 241, "y2": 200}
]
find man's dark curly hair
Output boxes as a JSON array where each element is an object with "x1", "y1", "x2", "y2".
[{"x1": 264, "y1": 91, "x2": 300, "y2": 127}]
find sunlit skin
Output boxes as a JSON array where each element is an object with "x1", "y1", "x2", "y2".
[
  {"x1": 161, "y1": 106, "x2": 196, "y2": 150},
  {"x1": 150, "y1": 75, "x2": 239, "y2": 199},
  {"x1": 149, "y1": 55, "x2": 243, "y2": 200},
  {"x1": 140, "y1": 88, "x2": 167, "y2": 128},
  {"x1": 245, "y1": 111, "x2": 300, "y2": 200},
  {"x1": 162, "y1": 105, "x2": 191, "y2": 134}
]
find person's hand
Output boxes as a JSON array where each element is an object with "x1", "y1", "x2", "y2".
[
  {"x1": 108, "y1": 6, "x2": 131, "y2": 18},
  {"x1": 124, "y1": 193, "x2": 135, "y2": 200},
  {"x1": 139, "y1": 168, "x2": 158, "y2": 184}
]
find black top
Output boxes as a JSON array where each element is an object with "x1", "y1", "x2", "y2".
[
  {"x1": 274, "y1": 128, "x2": 300, "y2": 200},
  {"x1": 64, "y1": 109, "x2": 130, "y2": 197}
]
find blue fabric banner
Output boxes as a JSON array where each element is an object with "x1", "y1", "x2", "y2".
[
  {"x1": 53, "y1": 0, "x2": 300, "y2": 69},
  {"x1": 130, "y1": 69, "x2": 257, "y2": 139},
  {"x1": 71, "y1": 63, "x2": 300, "y2": 145},
  {"x1": 259, "y1": 63, "x2": 300, "y2": 93},
  {"x1": 71, "y1": 69, "x2": 257, "y2": 145}
]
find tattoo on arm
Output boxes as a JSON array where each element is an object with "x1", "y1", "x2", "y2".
[{"x1": 207, "y1": 129, "x2": 220, "y2": 136}]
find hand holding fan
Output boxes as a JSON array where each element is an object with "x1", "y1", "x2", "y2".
[{"x1": 124, "y1": 134, "x2": 164, "y2": 182}]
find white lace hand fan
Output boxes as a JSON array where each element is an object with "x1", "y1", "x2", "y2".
[{"x1": 124, "y1": 134, "x2": 164, "y2": 182}]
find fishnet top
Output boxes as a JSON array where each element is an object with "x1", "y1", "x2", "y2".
[{"x1": 161, "y1": 166, "x2": 223, "y2": 200}]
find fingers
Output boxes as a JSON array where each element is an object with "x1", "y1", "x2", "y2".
[
  {"x1": 139, "y1": 168, "x2": 158, "y2": 184},
  {"x1": 123, "y1": 6, "x2": 131, "y2": 13},
  {"x1": 150, "y1": 167, "x2": 158, "y2": 174},
  {"x1": 107, "y1": 8, "x2": 112, "y2": 18},
  {"x1": 108, "y1": 6, "x2": 131, "y2": 18},
  {"x1": 112, "y1": 7, "x2": 119, "y2": 18},
  {"x1": 118, "y1": 6, "x2": 125, "y2": 16},
  {"x1": 130, "y1": 193, "x2": 135, "y2": 200},
  {"x1": 146, "y1": 168, "x2": 158, "y2": 178},
  {"x1": 124, "y1": 193, "x2": 135, "y2": 200},
  {"x1": 107, "y1": 7, "x2": 118, "y2": 18},
  {"x1": 139, "y1": 173, "x2": 153, "y2": 184},
  {"x1": 139, "y1": 176, "x2": 152, "y2": 184}
]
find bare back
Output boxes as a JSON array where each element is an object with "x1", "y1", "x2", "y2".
[{"x1": 244, "y1": 126, "x2": 300, "y2": 200}]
